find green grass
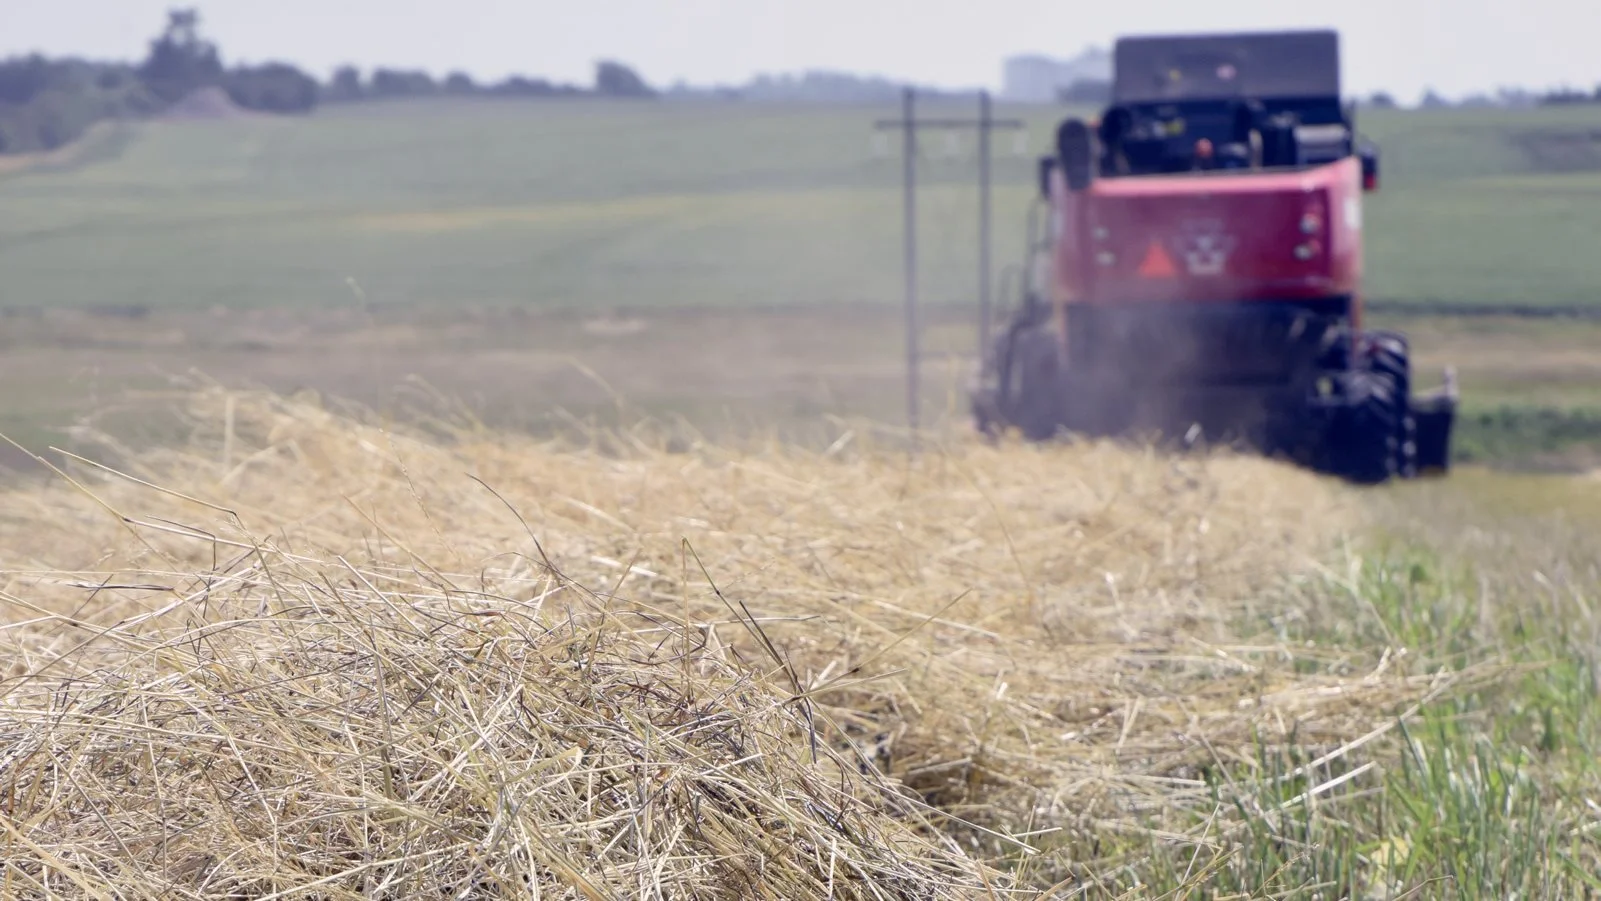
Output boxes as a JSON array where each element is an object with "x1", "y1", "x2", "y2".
[
  {"x1": 3, "y1": 98, "x2": 1601, "y2": 313},
  {"x1": 1453, "y1": 405, "x2": 1601, "y2": 469},
  {"x1": 1025, "y1": 472, "x2": 1601, "y2": 897},
  {"x1": 1354, "y1": 105, "x2": 1601, "y2": 309}
]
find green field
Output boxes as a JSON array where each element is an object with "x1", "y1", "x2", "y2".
[
  {"x1": 4, "y1": 99, "x2": 1601, "y2": 313},
  {"x1": 1, "y1": 98, "x2": 1042, "y2": 313}
]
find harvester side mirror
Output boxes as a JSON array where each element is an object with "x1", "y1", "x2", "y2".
[
  {"x1": 1055, "y1": 118, "x2": 1095, "y2": 193},
  {"x1": 1358, "y1": 140, "x2": 1380, "y2": 191},
  {"x1": 1098, "y1": 106, "x2": 1133, "y2": 147},
  {"x1": 1037, "y1": 156, "x2": 1056, "y2": 199}
]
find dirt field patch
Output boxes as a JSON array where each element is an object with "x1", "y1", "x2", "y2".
[
  {"x1": 8, "y1": 304, "x2": 1601, "y2": 479},
  {"x1": 157, "y1": 85, "x2": 255, "y2": 122}
]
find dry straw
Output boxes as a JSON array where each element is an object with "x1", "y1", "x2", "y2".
[{"x1": 0, "y1": 384, "x2": 1497, "y2": 896}]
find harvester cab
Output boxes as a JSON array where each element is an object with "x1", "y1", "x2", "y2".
[{"x1": 971, "y1": 28, "x2": 1457, "y2": 484}]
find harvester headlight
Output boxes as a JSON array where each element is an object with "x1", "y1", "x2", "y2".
[
  {"x1": 1293, "y1": 239, "x2": 1322, "y2": 261},
  {"x1": 1096, "y1": 250, "x2": 1117, "y2": 266},
  {"x1": 1299, "y1": 212, "x2": 1321, "y2": 234}
]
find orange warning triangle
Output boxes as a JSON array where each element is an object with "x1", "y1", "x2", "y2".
[{"x1": 1135, "y1": 241, "x2": 1178, "y2": 278}]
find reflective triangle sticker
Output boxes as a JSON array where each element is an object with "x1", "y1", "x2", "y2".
[{"x1": 1135, "y1": 241, "x2": 1178, "y2": 278}]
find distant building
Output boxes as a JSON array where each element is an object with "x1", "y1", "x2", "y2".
[
  {"x1": 1002, "y1": 56, "x2": 1065, "y2": 103},
  {"x1": 1002, "y1": 47, "x2": 1112, "y2": 103}
]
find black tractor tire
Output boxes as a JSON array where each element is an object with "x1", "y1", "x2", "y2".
[
  {"x1": 1004, "y1": 324, "x2": 1067, "y2": 442},
  {"x1": 1364, "y1": 330, "x2": 1417, "y2": 478},
  {"x1": 1329, "y1": 370, "x2": 1402, "y2": 485}
]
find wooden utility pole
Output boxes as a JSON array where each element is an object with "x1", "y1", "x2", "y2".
[
  {"x1": 978, "y1": 90, "x2": 995, "y2": 365},
  {"x1": 900, "y1": 88, "x2": 920, "y2": 444},
  {"x1": 874, "y1": 88, "x2": 1025, "y2": 443}
]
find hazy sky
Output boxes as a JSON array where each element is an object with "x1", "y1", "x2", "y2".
[{"x1": 5, "y1": 0, "x2": 1597, "y2": 104}]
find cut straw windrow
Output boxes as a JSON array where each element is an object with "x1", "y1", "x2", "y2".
[{"x1": 0, "y1": 385, "x2": 1506, "y2": 897}]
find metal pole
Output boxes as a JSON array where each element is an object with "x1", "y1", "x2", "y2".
[
  {"x1": 869, "y1": 100, "x2": 1022, "y2": 444},
  {"x1": 901, "y1": 86, "x2": 920, "y2": 443},
  {"x1": 978, "y1": 89, "x2": 992, "y2": 364}
]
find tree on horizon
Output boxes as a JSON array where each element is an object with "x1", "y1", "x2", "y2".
[{"x1": 137, "y1": 8, "x2": 224, "y2": 103}]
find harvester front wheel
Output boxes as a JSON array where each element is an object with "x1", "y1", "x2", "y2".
[
  {"x1": 1364, "y1": 330, "x2": 1417, "y2": 478},
  {"x1": 1330, "y1": 369, "x2": 1402, "y2": 485}
]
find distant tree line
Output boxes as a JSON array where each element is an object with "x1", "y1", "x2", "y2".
[
  {"x1": 319, "y1": 58, "x2": 654, "y2": 104},
  {"x1": 8, "y1": 8, "x2": 1592, "y2": 158},
  {"x1": 1361, "y1": 84, "x2": 1601, "y2": 111},
  {"x1": 0, "y1": 57, "x2": 156, "y2": 153},
  {"x1": 0, "y1": 9, "x2": 319, "y2": 154},
  {"x1": 1538, "y1": 85, "x2": 1601, "y2": 106},
  {"x1": 663, "y1": 70, "x2": 977, "y2": 104},
  {"x1": 0, "y1": 8, "x2": 659, "y2": 156}
]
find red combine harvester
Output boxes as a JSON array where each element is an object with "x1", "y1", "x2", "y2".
[{"x1": 970, "y1": 29, "x2": 1458, "y2": 483}]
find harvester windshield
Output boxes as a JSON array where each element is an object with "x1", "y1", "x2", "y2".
[{"x1": 1112, "y1": 30, "x2": 1341, "y2": 105}]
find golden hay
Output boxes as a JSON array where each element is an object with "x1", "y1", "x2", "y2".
[{"x1": 0, "y1": 386, "x2": 1490, "y2": 895}]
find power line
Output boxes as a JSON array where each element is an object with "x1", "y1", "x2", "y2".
[{"x1": 874, "y1": 88, "x2": 1025, "y2": 445}]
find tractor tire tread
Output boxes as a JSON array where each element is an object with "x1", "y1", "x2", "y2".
[{"x1": 1334, "y1": 370, "x2": 1402, "y2": 485}]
